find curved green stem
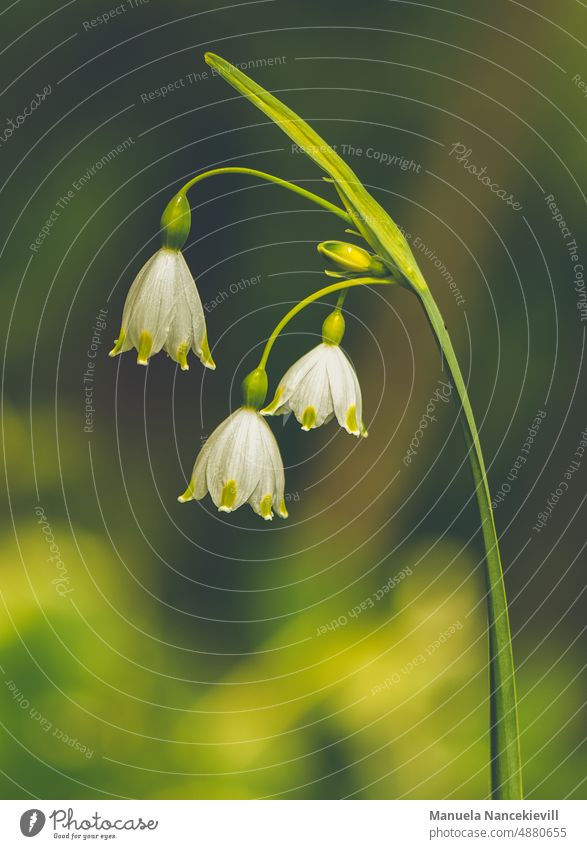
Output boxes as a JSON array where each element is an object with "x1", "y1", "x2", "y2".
[
  {"x1": 258, "y1": 277, "x2": 393, "y2": 369},
  {"x1": 180, "y1": 167, "x2": 352, "y2": 225},
  {"x1": 417, "y1": 287, "x2": 522, "y2": 799}
]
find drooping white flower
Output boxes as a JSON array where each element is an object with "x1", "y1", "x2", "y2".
[
  {"x1": 109, "y1": 247, "x2": 215, "y2": 370},
  {"x1": 178, "y1": 407, "x2": 288, "y2": 520},
  {"x1": 262, "y1": 309, "x2": 367, "y2": 437},
  {"x1": 262, "y1": 343, "x2": 367, "y2": 436}
]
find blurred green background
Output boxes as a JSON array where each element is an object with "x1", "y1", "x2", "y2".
[{"x1": 0, "y1": 0, "x2": 585, "y2": 799}]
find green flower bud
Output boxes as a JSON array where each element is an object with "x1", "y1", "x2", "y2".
[
  {"x1": 317, "y1": 240, "x2": 388, "y2": 276},
  {"x1": 322, "y1": 308, "x2": 345, "y2": 346},
  {"x1": 242, "y1": 367, "x2": 268, "y2": 409},
  {"x1": 160, "y1": 192, "x2": 191, "y2": 249}
]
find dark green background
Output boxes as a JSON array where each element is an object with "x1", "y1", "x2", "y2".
[{"x1": 0, "y1": 0, "x2": 585, "y2": 799}]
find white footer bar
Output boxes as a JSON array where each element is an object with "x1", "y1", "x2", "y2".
[{"x1": 0, "y1": 799, "x2": 585, "y2": 848}]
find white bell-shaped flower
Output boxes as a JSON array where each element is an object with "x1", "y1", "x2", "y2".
[
  {"x1": 178, "y1": 407, "x2": 288, "y2": 520},
  {"x1": 109, "y1": 247, "x2": 214, "y2": 370},
  {"x1": 262, "y1": 309, "x2": 367, "y2": 437},
  {"x1": 110, "y1": 192, "x2": 214, "y2": 370}
]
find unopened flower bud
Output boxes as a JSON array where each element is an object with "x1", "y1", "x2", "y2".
[
  {"x1": 161, "y1": 192, "x2": 191, "y2": 249},
  {"x1": 322, "y1": 309, "x2": 345, "y2": 346},
  {"x1": 242, "y1": 367, "x2": 268, "y2": 409},
  {"x1": 317, "y1": 241, "x2": 388, "y2": 276}
]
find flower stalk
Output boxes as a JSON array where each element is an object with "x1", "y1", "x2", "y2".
[
  {"x1": 179, "y1": 166, "x2": 352, "y2": 224},
  {"x1": 257, "y1": 276, "x2": 393, "y2": 370}
]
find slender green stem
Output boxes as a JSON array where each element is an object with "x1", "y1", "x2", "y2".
[
  {"x1": 258, "y1": 277, "x2": 393, "y2": 369},
  {"x1": 335, "y1": 290, "x2": 348, "y2": 310},
  {"x1": 416, "y1": 287, "x2": 522, "y2": 799},
  {"x1": 180, "y1": 167, "x2": 352, "y2": 224}
]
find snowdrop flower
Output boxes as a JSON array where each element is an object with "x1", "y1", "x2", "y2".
[
  {"x1": 262, "y1": 309, "x2": 367, "y2": 437},
  {"x1": 178, "y1": 369, "x2": 288, "y2": 519},
  {"x1": 109, "y1": 193, "x2": 215, "y2": 370}
]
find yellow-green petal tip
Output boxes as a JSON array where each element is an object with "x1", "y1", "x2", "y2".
[
  {"x1": 178, "y1": 482, "x2": 195, "y2": 503},
  {"x1": 345, "y1": 404, "x2": 361, "y2": 435},
  {"x1": 260, "y1": 386, "x2": 283, "y2": 416},
  {"x1": 200, "y1": 334, "x2": 216, "y2": 370},
  {"x1": 301, "y1": 406, "x2": 317, "y2": 431},
  {"x1": 109, "y1": 329, "x2": 125, "y2": 357},
  {"x1": 219, "y1": 480, "x2": 237, "y2": 512},
  {"x1": 136, "y1": 330, "x2": 153, "y2": 366}
]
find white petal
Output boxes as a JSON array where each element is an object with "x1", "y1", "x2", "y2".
[
  {"x1": 116, "y1": 248, "x2": 211, "y2": 369},
  {"x1": 206, "y1": 409, "x2": 266, "y2": 511},
  {"x1": 249, "y1": 444, "x2": 278, "y2": 519},
  {"x1": 164, "y1": 252, "x2": 207, "y2": 358},
  {"x1": 204, "y1": 409, "x2": 246, "y2": 507},
  {"x1": 261, "y1": 417, "x2": 286, "y2": 509},
  {"x1": 326, "y1": 346, "x2": 363, "y2": 435},
  {"x1": 181, "y1": 409, "x2": 287, "y2": 518},
  {"x1": 289, "y1": 358, "x2": 333, "y2": 428},
  {"x1": 180, "y1": 412, "x2": 234, "y2": 501},
  {"x1": 264, "y1": 342, "x2": 365, "y2": 437},
  {"x1": 268, "y1": 345, "x2": 324, "y2": 413},
  {"x1": 250, "y1": 422, "x2": 287, "y2": 518},
  {"x1": 122, "y1": 249, "x2": 177, "y2": 352}
]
